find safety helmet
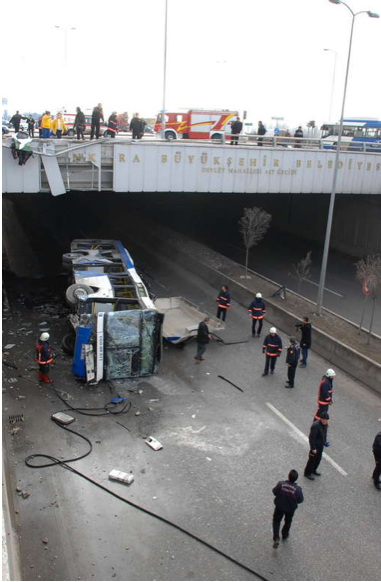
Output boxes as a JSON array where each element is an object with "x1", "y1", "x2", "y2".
[
  {"x1": 326, "y1": 368, "x2": 336, "y2": 377},
  {"x1": 256, "y1": 293, "x2": 262, "y2": 298},
  {"x1": 270, "y1": 327, "x2": 277, "y2": 334},
  {"x1": 40, "y1": 332, "x2": 50, "y2": 341}
]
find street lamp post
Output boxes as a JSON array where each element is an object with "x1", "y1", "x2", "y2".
[
  {"x1": 161, "y1": 0, "x2": 168, "y2": 140},
  {"x1": 54, "y1": 25, "x2": 77, "y2": 67},
  {"x1": 315, "y1": 0, "x2": 379, "y2": 317},
  {"x1": 323, "y1": 48, "x2": 337, "y2": 122}
]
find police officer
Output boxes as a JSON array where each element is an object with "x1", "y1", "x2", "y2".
[
  {"x1": 314, "y1": 369, "x2": 335, "y2": 421},
  {"x1": 272, "y1": 469, "x2": 304, "y2": 548},
  {"x1": 36, "y1": 332, "x2": 54, "y2": 383},
  {"x1": 285, "y1": 336, "x2": 300, "y2": 388},
  {"x1": 304, "y1": 412, "x2": 329, "y2": 480},
  {"x1": 372, "y1": 431, "x2": 381, "y2": 490},
  {"x1": 262, "y1": 327, "x2": 282, "y2": 376},
  {"x1": 216, "y1": 285, "x2": 231, "y2": 321},
  {"x1": 248, "y1": 293, "x2": 266, "y2": 337}
]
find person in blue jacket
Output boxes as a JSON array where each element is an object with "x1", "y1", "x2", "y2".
[{"x1": 272, "y1": 469, "x2": 304, "y2": 548}]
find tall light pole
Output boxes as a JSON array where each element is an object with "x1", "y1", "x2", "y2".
[
  {"x1": 161, "y1": 0, "x2": 168, "y2": 140},
  {"x1": 315, "y1": 0, "x2": 379, "y2": 316},
  {"x1": 323, "y1": 48, "x2": 337, "y2": 121},
  {"x1": 54, "y1": 25, "x2": 77, "y2": 67}
]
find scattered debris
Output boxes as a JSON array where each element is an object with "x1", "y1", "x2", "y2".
[
  {"x1": 7, "y1": 378, "x2": 18, "y2": 383},
  {"x1": 42, "y1": 538, "x2": 48, "y2": 545},
  {"x1": 2, "y1": 360, "x2": 18, "y2": 369},
  {"x1": 109, "y1": 470, "x2": 134, "y2": 485},
  {"x1": 145, "y1": 436, "x2": 163, "y2": 451},
  {"x1": 9, "y1": 427, "x2": 21, "y2": 436},
  {"x1": 135, "y1": 411, "x2": 141, "y2": 416},
  {"x1": 206, "y1": 457, "x2": 212, "y2": 461},
  {"x1": 21, "y1": 491, "x2": 30, "y2": 499},
  {"x1": 217, "y1": 375, "x2": 244, "y2": 393},
  {"x1": 115, "y1": 421, "x2": 131, "y2": 432},
  {"x1": 17, "y1": 395, "x2": 26, "y2": 400},
  {"x1": 4, "y1": 344, "x2": 15, "y2": 350}
]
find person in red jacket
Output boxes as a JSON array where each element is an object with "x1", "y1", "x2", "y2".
[
  {"x1": 216, "y1": 285, "x2": 231, "y2": 321},
  {"x1": 36, "y1": 332, "x2": 54, "y2": 383}
]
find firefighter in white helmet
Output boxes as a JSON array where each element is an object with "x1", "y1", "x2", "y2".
[
  {"x1": 248, "y1": 292, "x2": 266, "y2": 337},
  {"x1": 262, "y1": 327, "x2": 283, "y2": 376},
  {"x1": 314, "y1": 368, "x2": 335, "y2": 422},
  {"x1": 36, "y1": 332, "x2": 54, "y2": 383}
]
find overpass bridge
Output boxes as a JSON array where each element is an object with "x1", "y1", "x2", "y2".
[{"x1": 2, "y1": 137, "x2": 381, "y2": 196}]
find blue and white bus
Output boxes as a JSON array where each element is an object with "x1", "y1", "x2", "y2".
[{"x1": 320, "y1": 118, "x2": 381, "y2": 151}]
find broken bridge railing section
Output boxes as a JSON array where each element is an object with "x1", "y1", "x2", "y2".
[{"x1": 2, "y1": 138, "x2": 381, "y2": 196}]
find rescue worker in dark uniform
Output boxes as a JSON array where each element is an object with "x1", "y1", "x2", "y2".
[
  {"x1": 262, "y1": 327, "x2": 282, "y2": 376},
  {"x1": 194, "y1": 317, "x2": 211, "y2": 363},
  {"x1": 304, "y1": 412, "x2": 329, "y2": 480},
  {"x1": 36, "y1": 332, "x2": 54, "y2": 383},
  {"x1": 90, "y1": 103, "x2": 104, "y2": 140},
  {"x1": 130, "y1": 114, "x2": 144, "y2": 139},
  {"x1": 9, "y1": 111, "x2": 26, "y2": 133},
  {"x1": 372, "y1": 431, "x2": 381, "y2": 490},
  {"x1": 74, "y1": 106, "x2": 86, "y2": 140},
  {"x1": 216, "y1": 285, "x2": 231, "y2": 321},
  {"x1": 296, "y1": 316, "x2": 311, "y2": 367},
  {"x1": 248, "y1": 292, "x2": 266, "y2": 337},
  {"x1": 107, "y1": 112, "x2": 118, "y2": 138},
  {"x1": 314, "y1": 369, "x2": 335, "y2": 421},
  {"x1": 285, "y1": 336, "x2": 300, "y2": 388},
  {"x1": 230, "y1": 117, "x2": 243, "y2": 145},
  {"x1": 272, "y1": 469, "x2": 304, "y2": 548},
  {"x1": 27, "y1": 117, "x2": 35, "y2": 138}
]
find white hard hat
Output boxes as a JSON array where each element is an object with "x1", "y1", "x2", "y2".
[
  {"x1": 256, "y1": 293, "x2": 262, "y2": 298},
  {"x1": 40, "y1": 332, "x2": 50, "y2": 341},
  {"x1": 270, "y1": 327, "x2": 277, "y2": 334},
  {"x1": 326, "y1": 368, "x2": 336, "y2": 377}
]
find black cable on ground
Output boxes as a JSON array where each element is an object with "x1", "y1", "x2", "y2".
[
  {"x1": 218, "y1": 375, "x2": 244, "y2": 393},
  {"x1": 211, "y1": 332, "x2": 249, "y2": 346},
  {"x1": 26, "y1": 450, "x2": 267, "y2": 581},
  {"x1": 49, "y1": 384, "x2": 132, "y2": 417}
]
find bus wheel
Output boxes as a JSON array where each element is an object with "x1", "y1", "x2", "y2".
[
  {"x1": 62, "y1": 333, "x2": 76, "y2": 355},
  {"x1": 66, "y1": 283, "x2": 93, "y2": 307}
]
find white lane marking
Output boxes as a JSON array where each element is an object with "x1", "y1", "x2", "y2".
[
  {"x1": 266, "y1": 402, "x2": 348, "y2": 477},
  {"x1": 302, "y1": 278, "x2": 344, "y2": 298}
]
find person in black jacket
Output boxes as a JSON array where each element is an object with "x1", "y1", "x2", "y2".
[
  {"x1": 194, "y1": 317, "x2": 211, "y2": 363},
  {"x1": 304, "y1": 412, "x2": 329, "y2": 480},
  {"x1": 272, "y1": 469, "x2": 304, "y2": 548},
  {"x1": 74, "y1": 107, "x2": 86, "y2": 140},
  {"x1": 130, "y1": 114, "x2": 144, "y2": 139},
  {"x1": 262, "y1": 327, "x2": 282, "y2": 376},
  {"x1": 296, "y1": 317, "x2": 311, "y2": 367},
  {"x1": 372, "y1": 431, "x2": 381, "y2": 490},
  {"x1": 27, "y1": 117, "x2": 35, "y2": 138},
  {"x1": 90, "y1": 103, "x2": 104, "y2": 140},
  {"x1": 248, "y1": 293, "x2": 266, "y2": 337},
  {"x1": 230, "y1": 117, "x2": 243, "y2": 145},
  {"x1": 216, "y1": 285, "x2": 231, "y2": 321},
  {"x1": 9, "y1": 111, "x2": 26, "y2": 133},
  {"x1": 285, "y1": 336, "x2": 300, "y2": 388},
  {"x1": 257, "y1": 120, "x2": 266, "y2": 146},
  {"x1": 294, "y1": 126, "x2": 304, "y2": 148}
]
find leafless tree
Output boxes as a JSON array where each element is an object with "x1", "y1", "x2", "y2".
[
  {"x1": 238, "y1": 207, "x2": 272, "y2": 277},
  {"x1": 289, "y1": 251, "x2": 312, "y2": 293},
  {"x1": 355, "y1": 254, "x2": 381, "y2": 342}
]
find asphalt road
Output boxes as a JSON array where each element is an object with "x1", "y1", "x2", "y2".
[{"x1": 3, "y1": 240, "x2": 381, "y2": 581}]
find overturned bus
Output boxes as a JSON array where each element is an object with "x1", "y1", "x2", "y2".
[{"x1": 62, "y1": 239, "x2": 163, "y2": 383}]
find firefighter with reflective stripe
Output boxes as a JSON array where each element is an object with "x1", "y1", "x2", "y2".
[
  {"x1": 248, "y1": 292, "x2": 266, "y2": 337},
  {"x1": 262, "y1": 327, "x2": 282, "y2": 376},
  {"x1": 107, "y1": 112, "x2": 118, "y2": 138},
  {"x1": 216, "y1": 285, "x2": 231, "y2": 321},
  {"x1": 36, "y1": 332, "x2": 54, "y2": 383},
  {"x1": 314, "y1": 369, "x2": 335, "y2": 421}
]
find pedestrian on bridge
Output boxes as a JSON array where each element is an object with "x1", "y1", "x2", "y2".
[
  {"x1": 285, "y1": 336, "x2": 300, "y2": 388},
  {"x1": 262, "y1": 327, "x2": 282, "y2": 376},
  {"x1": 9, "y1": 111, "x2": 26, "y2": 134},
  {"x1": 372, "y1": 431, "x2": 381, "y2": 490},
  {"x1": 230, "y1": 117, "x2": 243, "y2": 145},
  {"x1": 194, "y1": 317, "x2": 211, "y2": 363},
  {"x1": 304, "y1": 412, "x2": 329, "y2": 480},
  {"x1": 74, "y1": 107, "x2": 86, "y2": 140},
  {"x1": 107, "y1": 112, "x2": 118, "y2": 138},
  {"x1": 257, "y1": 121, "x2": 266, "y2": 146},
  {"x1": 216, "y1": 285, "x2": 231, "y2": 321},
  {"x1": 130, "y1": 114, "x2": 144, "y2": 139},
  {"x1": 51, "y1": 112, "x2": 66, "y2": 139},
  {"x1": 41, "y1": 111, "x2": 52, "y2": 139},
  {"x1": 91, "y1": 103, "x2": 104, "y2": 140},
  {"x1": 248, "y1": 292, "x2": 266, "y2": 337},
  {"x1": 27, "y1": 117, "x2": 35, "y2": 138},
  {"x1": 272, "y1": 469, "x2": 304, "y2": 548},
  {"x1": 36, "y1": 332, "x2": 54, "y2": 383},
  {"x1": 294, "y1": 126, "x2": 304, "y2": 148}
]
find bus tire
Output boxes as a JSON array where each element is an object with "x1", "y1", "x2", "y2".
[
  {"x1": 165, "y1": 131, "x2": 176, "y2": 140},
  {"x1": 61, "y1": 333, "x2": 76, "y2": 355},
  {"x1": 66, "y1": 283, "x2": 93, "y2": 307}
]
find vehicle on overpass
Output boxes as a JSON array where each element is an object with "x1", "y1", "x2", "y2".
[
  {"x1": 321, "y1": 118, "x2": 381, "y2": 151},
  {"x1": 62, "y1": 239, "x2": 163, "y2": 382},
  {"x1": 154, "y1": 109, "x2": 239, "y2": 141}
]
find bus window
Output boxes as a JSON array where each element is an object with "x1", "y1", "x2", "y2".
[
  {"x1": 354, "y1": 127, "x2": 364, "y2": 138},
  {"x1": 365, "y1": 128, "x2": 377, "y2": 138},
  {"x1": 342, "y1": 127, "x2": 355, "y2": 137},
  {"x1": 321, "y1": 125, "x2": 333, "y2": 138}
]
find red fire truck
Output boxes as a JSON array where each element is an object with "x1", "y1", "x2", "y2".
[{"x1": 154, "y1": 109, "x2": 239, "y2": 140}]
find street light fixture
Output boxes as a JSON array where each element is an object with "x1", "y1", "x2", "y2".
[
  {"x1": 323, "y1": 48, "x2": 337, "y2": 122},
  {"x1": 316, "y1": 1, "x2": 379, "y2": 316},
  {"x1": 54, "y1": 25, "x2": 77, "y2": 67}
]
